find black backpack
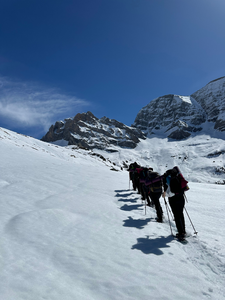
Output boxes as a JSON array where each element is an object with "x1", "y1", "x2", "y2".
[
  {"x1": 147, "y1": 171, "x2": 162, "y2": 193},
  {"x1": 165, "y1": 168, "x2": 182, "y2": 194},
  {"x1": 139, "y1": 167, "x2": 149, "y2": 180}
]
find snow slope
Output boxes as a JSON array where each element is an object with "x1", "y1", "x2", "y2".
[
  {"x1": 1, "y1": 127, "x2": 225, "y2": 300},
  {"x1": 94, "y1": 135, "x2": 225, "y2": 184}
]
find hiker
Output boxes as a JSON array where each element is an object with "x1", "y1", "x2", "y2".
[
  {"x1": 137, "y1": 167, "x2": 147, "y2": 199},
  {"x1": 128, "y1": 162, "x2": 140, "y2": 191},
  {"x1": 139, "y1": 167, "x2": 153, "y2": 206},
  {"x1": 162, "y1": 168, "x2": 186, "y2": 238},
  {"x1": 133, "y1": 165, "x2": 142, "y2": 194},
  {"x1": 146, "y1": 169, "x2": 163, "y2": 222}
]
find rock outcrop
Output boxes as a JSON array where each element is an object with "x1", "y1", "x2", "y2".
[
  {"x1": 132, "y1": 76, "x2": 225, "y2": 139},
  {"x1": 191, "y1": 76, "x2": 225, "y2": 132},
  {"x1": 42, "y1": 76, "x2": 225, "y2": 147},
  {"x1": 41, "y1": 111, "x2": 146, "y2": 150}
]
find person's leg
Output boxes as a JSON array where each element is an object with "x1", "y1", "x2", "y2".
[
  {"x1": 176, "y1": 194, "x2": 186, "y2": 234},
  {"x1": 151, "y1": 192, "x2": 163, "y2": 221},
  {"x1": 169, "y1": 196, "x2": 185, "y2": 234}
]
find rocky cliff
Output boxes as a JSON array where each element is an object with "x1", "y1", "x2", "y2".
[
  {"x1": 191, "y1": 77, "x2": 225, "y2": 132},
  {"x1": 42, "y1": 76, "x2": 225, "y2": 148},
  {"x1": 132, "y1": 76, "x2": 225, "y2": 139},
  {"x1": 41, "y1": 111, "x2": 146, "y2": 150}
]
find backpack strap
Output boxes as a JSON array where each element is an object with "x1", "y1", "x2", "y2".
[{"x1": 145, "y1": 175, "x2": 164, "y2": 186}]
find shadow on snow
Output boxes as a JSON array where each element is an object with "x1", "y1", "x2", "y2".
[
  {"x1": 115, "y1": 189, "x2": 173, "y2": 255},
  {"x1": 118, "y1": 197, "x2": 139, "y2": 203},
  {"x1": 115, "y1": 189, "x2": 131, "y2": 193},
  {"x1": 120, "y1": 204, "x2": 143, "y2": 211},
  {"x1": 123, "y1": 216, "x2": 152, "y2": 229},
  {"x1": 115, "y1": 192, "x2": 134, "y2": 198},
  {"x1": 132, "y1": 235, "x2": 173, "y2": 255}
]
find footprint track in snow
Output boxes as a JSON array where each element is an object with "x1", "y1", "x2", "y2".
[{"x1": 184, "y1": 236, "x2": 225, "y2": 297}]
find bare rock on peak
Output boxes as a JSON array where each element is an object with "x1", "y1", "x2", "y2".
[
  {"x1": 42, "y1": 112, "x2": 146, "y2": 150},
  {"x1": 132, "y1": 77, "x2": 225, "y2": 139}
]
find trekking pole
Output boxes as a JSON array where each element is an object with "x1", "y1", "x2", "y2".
[
  {"x1": 129, "y1": 173, "x2": 130, "y2": 190},
  {"x1": 184, "y1": 194, "x2": 198, "y2": 235},
  {"x1": 167, "y1": 201, "x2": 174, "y2": 221},
  {"x1": 163, "y1": 197, "x2": 173, "y2": 236},
  {"x1": 184, "y1": 206, "x2": 198, "y2": 235},
  {"x1": 145, "y1": 199, "x2": 146, "y2": 215}
]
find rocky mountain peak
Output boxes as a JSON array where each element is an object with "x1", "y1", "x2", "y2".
[
  {"x1": 73, "y1": 111, "x2": 98, "y2": 123},
  {"x1": 132, "y1": 76, "x2": 225, "y2": 139},
  {"x1": 208, "y1": 76, "x2": 225, "y2": 84},
  {"x1": 41, "y1": 112, "x2": 146, "y2": 151},
  {"x1": 42, "y1": 76, "x2": 225, "y2": 149},
  {"x1": 132, "y1": 94, "x2": 206, "y2": 139},
  {"x1": 191, "y1": 76, "x2": 225, "y2": 131}
]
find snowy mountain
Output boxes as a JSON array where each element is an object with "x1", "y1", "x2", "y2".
[
  {"x1": 191, "y1": 77, "x2": 225, "y2": 132},
  {"x1": 41, "y1": 111, "x2": 145, "y2": 150},
  {"x1": 1, "y1": 127, "x2": 225, "y2": 300},
  {"x1": 42, "y1": 77, "x2": 225, "y2": 152},
  {"x1": 133, "y1": 76, "x2": 225, "y2": 139},
  {"x1": 1, "y1": 76, "x2": 225, "y2": 300}
]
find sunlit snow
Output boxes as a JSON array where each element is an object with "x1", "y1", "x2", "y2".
[{"x1": 0, "y1": 127, "x2": 225, "y2": 300}]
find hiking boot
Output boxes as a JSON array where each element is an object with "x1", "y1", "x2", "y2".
[
  {"x1": 176, "y1": 232, "x2": 186, "y2": 238},
  {"x1": 176, "y1": 233, "x2": 186, "y2": 240},
  {"x1": 155, "y1": 217, "x2": 163, "y2": 223}
]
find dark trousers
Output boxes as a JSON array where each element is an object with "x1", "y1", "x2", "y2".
[
  {"x1": 136, "y1": 178, "x2": 141, "y2": 194},
  {"x1": 149, "y1": 191, "x2": 163, "y2": 220},
  {"x1": 141, "y1": 184, "x2": 152, "y2": 204},
  {"x1": 169, "y1": 194, "x2": 186, "y2": 235}
]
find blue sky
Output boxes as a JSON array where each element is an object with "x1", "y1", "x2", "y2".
[{"x1": 0, "y1": 0, "x2": 225, "y2": 138}]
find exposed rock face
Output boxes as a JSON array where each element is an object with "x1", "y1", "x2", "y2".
[
  {"x1": 42, "y1": 76, "x2": 225, "y2": 147},
  {"x1": 191, "y1": 76, "x2": 225, "y2": 131},
  {"x1": 41, "y1": 111, "x2": 146, "y2": 150},
  {"x1": 133, "y1": 76, "x2": 225, "y2": 139},
  {"x1": 133, "y1": 94, "x2": 206, "y2": 139}
]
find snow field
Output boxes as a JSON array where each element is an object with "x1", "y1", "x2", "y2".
[{"x1": 0, "y1": 127, "x2": 225, "y2": 299}]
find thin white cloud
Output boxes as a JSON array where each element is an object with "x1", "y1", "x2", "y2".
[{"x1": 0, "y1": 76, "x2": 90, "y2": 132}]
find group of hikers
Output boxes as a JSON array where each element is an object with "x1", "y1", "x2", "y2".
[{"x1": 128, "y1": 162, "x2": 189, "y2": 241}]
